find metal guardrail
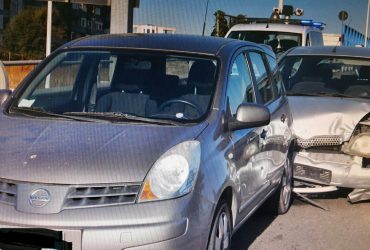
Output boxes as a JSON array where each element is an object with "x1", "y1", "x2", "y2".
[{"x1": 2, "y1": 60, "x2": 42, "y2": 66}]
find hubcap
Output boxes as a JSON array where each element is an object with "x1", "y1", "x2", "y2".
[
  {"x1": 214, "y1": 211, "x2": 230, "y2": 250},
  {"x1": 282, "y1": 159, "x2": 292, "y2": 206}
]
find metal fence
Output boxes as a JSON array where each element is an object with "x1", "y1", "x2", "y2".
[{"x1": 343, "y1": 25, "x2": 370, "y2": 47}]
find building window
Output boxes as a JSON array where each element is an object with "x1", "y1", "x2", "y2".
[
  {"x1": 81, "y1": 18, "x2": 87, "y2": 28},
  {"x1": 81, "y1": 4, "x2": 87, "y2": 12},
  {"x1": 95, "y1": 7, "x2": 101, "y2": 15},
  {"x1": 71, "y1": 3, "x2": 80, "y2": 10},
  {"x1": 96, "y1": 22, "x2": 103, "y2": 31},
  {"x1": 4, "y1": 0, "x2": 10, "y2": 10}
]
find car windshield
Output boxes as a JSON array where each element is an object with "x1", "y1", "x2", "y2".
[
  {"x1": 10, "y1": 50, "x2": 219, "y2": 123},
  {"x1": 280, "y1": 55, "x2": 370, "y2": 99},
  {"x1": 228, "y1": 30, "x2": 301, "y2": 54}
]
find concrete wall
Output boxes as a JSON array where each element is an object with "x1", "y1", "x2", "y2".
[{"x1": 323, "y1": 33, "x2": 341, "y2": 46}]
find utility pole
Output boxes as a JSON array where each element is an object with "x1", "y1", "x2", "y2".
[
  {"x1": 46, "y1": 1, "x2": 52, "y2": 57},
  {"x1": 278, "y1": 0, "x2": 283, "y2": 15},
  {"x1": 365, "y1": 0, "x2": 370, "y2": 47},
  {"x1": 110, "y1": 0, "x2": 134, "y2": 34}
]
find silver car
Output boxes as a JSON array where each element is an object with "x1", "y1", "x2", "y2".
[
  {"x1": 279, "y1": 46, "x2": 370, "y2": 202},
  {"x1": 0, "y1": 34, "x2": 293, "y2": 250}
]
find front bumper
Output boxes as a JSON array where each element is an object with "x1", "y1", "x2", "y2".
[
  {"x1": 0, "y1": 191, "x2": 215, "y2": 250},
  {"x1": 293, "y1": 151, "x2": 370, "y2": 189}
]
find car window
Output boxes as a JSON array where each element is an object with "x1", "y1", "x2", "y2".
[
  {"x1": 249, "y1": 52, "x2": 274, "y2": 104},
  {"x1": 227, "y1": 53, "x2": 255, "y2": 115},
  {"x1": 267, "y1": 55, "x2": 283, "y2": 97},
  {"x1": 97, "y1": 55, "x2": 117, "y2": 89},
  {"x1": 228, "y1": 30, "x2": 301, "y2": 55},
  {"x1": 280, "y1": 55, "x2": 370, "y2": 99},
  {"x1": 310, "y1": 31, "x2": 324, "y2": 46},
  {"x1": 36, "y1": 53, "x2": 82, "y2": 91},
  {"x1": 13, "y1": 50, "x2": 219, "y2": 122}
]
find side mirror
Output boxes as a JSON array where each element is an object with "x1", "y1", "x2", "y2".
[
  {"x1": 0, "y1": 89, "x2": 12, "y2": 107},
  {"x1": 228, "y1": 103, "x2": 271, "y2": 131},
  {"x1": 0, "y1": 61, "x2": 9, "y2": 90}
]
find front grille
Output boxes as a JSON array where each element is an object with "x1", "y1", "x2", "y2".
[
  {"x1": 0, "y1": 180, "x2": 17, "y2": 206},
  {"x1": 294, "y1": 165, "x2": 332, "y2": 184},
  {"x1": 297, "y1": 135, "x2": 342, "y2": 149},
  {"x1": 63, "y1": 184, "x2": 141, "y2": 209}
]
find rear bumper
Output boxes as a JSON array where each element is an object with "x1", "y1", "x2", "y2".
[
  {"x1": 293, "y1": 151, "x2": 370, "y2": 189},
  {"x1": 0, "y1": 191, "x2": 215, "y2": 250}
]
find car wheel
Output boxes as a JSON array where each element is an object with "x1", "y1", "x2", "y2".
[
  {"x1": 263, "y1": 156, "x2": 293, "y2": 215},
  {"x1": 207, "y1": 201, "x2": 232, "y2": 250}
]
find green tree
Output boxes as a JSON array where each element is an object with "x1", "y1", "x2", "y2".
[
  {"x1": 1, "y1": 7, "x2": 67, "y2": 60},
  {"x1": 211, "y1": 10, "x2": 229, "y2": 37}
]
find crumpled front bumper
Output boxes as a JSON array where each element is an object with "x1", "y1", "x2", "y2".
[{"x1": 293, "y1": 151, "x2": 370, "y2": 189}]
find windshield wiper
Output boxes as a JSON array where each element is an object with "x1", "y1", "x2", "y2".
[
  {"x1": 63, "y1": 112, "x2": 180, "y2": 126},
  {"x1": 313, "y1": 92, "x2": 354, "y2": 98},
  {"x1": 286, "y1": 91, "x2": 320, "y2": 97},
  {"x1": 286, "y1": 91, "x2": 353, "y2": 98},
  {"x1": 11, "y1": 107, "x2": 104, "y2": 123}
]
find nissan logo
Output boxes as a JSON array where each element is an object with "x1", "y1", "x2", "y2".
[{"x1": 29, "y1": 188, "x2": 51, "y2": 207}]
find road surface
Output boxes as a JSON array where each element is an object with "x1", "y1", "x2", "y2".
[{"x1": 232, "y1": 190, "x2": 370, "y2": 250}]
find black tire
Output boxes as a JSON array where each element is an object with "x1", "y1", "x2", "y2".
[
  {"x1": 207, "y1": 201, "x2": 232, "y2": 250},
  {"x1": 263, "y1": 156, "x2": 293, "y2": 215}
]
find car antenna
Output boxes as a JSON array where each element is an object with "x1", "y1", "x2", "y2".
[{"x1": 202, "y1": 0, "x2": 210, "y2": 36}]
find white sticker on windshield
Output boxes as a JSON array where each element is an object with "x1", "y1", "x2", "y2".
[
  {"x1": 176, "y1": 113, "x2": 184, "y2": 119},
  {"x1": 18, "y1": 99, "x2": 35, "y2": 108}
]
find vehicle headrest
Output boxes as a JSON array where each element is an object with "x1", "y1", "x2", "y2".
[
  {"x1": 188, "y1": 60, "x2": 216, "y2": 88},
  {"x1": 279, "y1": 39, "x2": 299, "y2": 51},
  {"x1": 359, "y1": 66, "x2": 370, "y2": 80},
  {"x1": 111, "y1": 69, "x2": 152, "y2": 93}
]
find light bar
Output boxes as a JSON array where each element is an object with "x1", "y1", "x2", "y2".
[
  {"x1": 312, "y1": 22, "x2": 326, "y2": 30},
  {"x1": 300, "y1": 20, "x2": 313, "y2": 26}
]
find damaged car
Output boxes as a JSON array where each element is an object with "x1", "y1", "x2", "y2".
[
  {"x1": 278, "y1": 46, "x2": 370, "y2": 202},
  {"x1": 0, "y1": 34, "x2": 294, "y2": 250}
]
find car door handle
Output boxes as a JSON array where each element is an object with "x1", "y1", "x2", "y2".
[{"x1": 280, "y1": 114, "x2": 287, "y2": 123}]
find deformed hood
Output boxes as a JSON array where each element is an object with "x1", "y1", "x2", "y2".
[
  {"x1": 0, "y1": 114, "x2": 207, "y2": 184},
  {"x1": 288, "y1": 96, "x2": 370, "y2": 141}
]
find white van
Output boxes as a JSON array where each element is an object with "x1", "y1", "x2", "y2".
[{"x1": 226, "y1": 19, "x2": 324, "y2": 56}]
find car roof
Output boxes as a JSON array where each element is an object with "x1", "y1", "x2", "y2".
[
  {"x1": 61, "y1": 34, "x2": 263, "y2": 56},
  {"x1": 227, "y1": 23, "x2": 319, "y2": 34},
  {"x1": 285, "y1": 46, "x2": 370, "y2": 58}
]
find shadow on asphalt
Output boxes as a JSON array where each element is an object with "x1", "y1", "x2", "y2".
[
  {"x1": 230, "y1": 188, "x2": 367, "y2": 249},
  {"x1": 231, "y1": 211, "x2": 276, "y2": 250}
]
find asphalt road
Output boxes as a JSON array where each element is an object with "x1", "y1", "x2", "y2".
[{"x1": 232, "y1": 190, "x2": 370, "y2": 250}]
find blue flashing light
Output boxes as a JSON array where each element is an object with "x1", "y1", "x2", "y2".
[
  {"x1": 312, "y1": 22, "x2": 326, "y2": 30},
  {"x1": 300, "y1": 20, "x2": 326, "y2": 30},
  {"x1": 300, "y1": 20, "x2": 313, "y2": 26}
]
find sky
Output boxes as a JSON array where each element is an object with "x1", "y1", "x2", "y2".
[{"x1": 133, "y1": 0, "x2": 369, "y2": 36}]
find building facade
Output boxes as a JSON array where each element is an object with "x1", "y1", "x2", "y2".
[{"x1": 133, "y1": 24, "x2": 176, "y2": 34}]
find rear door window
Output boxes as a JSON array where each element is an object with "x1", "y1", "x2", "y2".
[
  {"x1": 227, "y1": 53, "x2": 255, "y2": 115},
  {"x1": 249, "y1": 52, "x2": 274, "y2": 104}
]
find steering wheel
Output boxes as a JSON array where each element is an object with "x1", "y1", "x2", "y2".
[{"x1": 158, "y1": 99, "x2": 203, "y2": 116}]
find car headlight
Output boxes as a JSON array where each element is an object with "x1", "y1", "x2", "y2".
[
  {"x1": 138, "y1": 140, "x2": 201, "y2": 202},
  {"x1": 343, "y1": 133, "x2": 370, "y2": 158}
]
